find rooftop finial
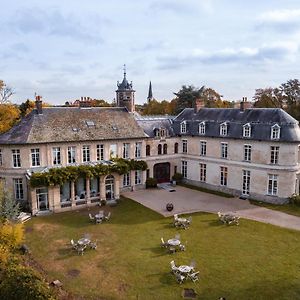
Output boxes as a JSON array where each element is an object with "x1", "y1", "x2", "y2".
[{"x1": 123, "y1": 64, "x2": 126, "y2": 79}]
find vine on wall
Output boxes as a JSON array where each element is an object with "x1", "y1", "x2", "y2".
[{"x1": 30, "y1": 159, "x2": 147, "y2": 188}]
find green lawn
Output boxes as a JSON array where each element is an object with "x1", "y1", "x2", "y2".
[{"x1": 25, "y1": 197, "x2": 300, "y2": 300}]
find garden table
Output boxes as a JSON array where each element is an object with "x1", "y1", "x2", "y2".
[
  {"x1": 178, "y1": 265, "x2": 192, "y2": 274},
  {"x1": 168, "y1": 238, "x2": 181, "y2": 246},
  {"x1": 77, "y1": 238, "x2": 90, "y2": 246}
]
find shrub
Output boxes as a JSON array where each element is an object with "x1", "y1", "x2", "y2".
[
  {"x1": 172, "y1": 173, "x2": 183, "y2": 182},
  {"x1": 145, "y1": 178, "x2": 157, "y2": 188},
  {"x1": 289, "y1": 194, "x2": 300, "y2": 206}
]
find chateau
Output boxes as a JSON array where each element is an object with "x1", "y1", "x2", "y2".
[{"x1": 0, "y1": 71, "x2": 300, "y2": 214}]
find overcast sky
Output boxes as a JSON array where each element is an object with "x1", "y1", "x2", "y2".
[{"x1": 1, "y1": 0, "x2": 300, "y2": 105}]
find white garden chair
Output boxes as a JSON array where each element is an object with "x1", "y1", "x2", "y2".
[
  {"x1": 188, "y1": 271, "x2": 200, "y2": 282},
  {"x1": 170, "y1": 260, "x2": 179, "y2": 274}
]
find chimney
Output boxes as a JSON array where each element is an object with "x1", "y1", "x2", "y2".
[
  {"x1": 35, "y1": 95, "x2": 43, "y2": 115},
  {"x1": 240, "y1": 97, "x2": 252, "y2": 111},
  {"x1": 194, "y1": 98, "x2": 204, "y2": 113}
]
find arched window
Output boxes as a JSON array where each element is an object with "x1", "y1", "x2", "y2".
[
  {"x1": 243, "y1": 123, "x2": 251, "y2": 138},
  {"x1": 199, "y1": 122, "x2": 205, "y2": 135},
  {"x1": 271, "y1": 124, "x2": 280, "y2": 140},
  {"x1": 158, "y1": 144, "x2": 162, "y2": 155},
  {"x1": 220, "y1": 122, "x2": 228, "y2": 136},
  {"x1": 146, "y1": 145, "x2": 150, "y2": 156},
  {"x1": 180, "y1": 121, "x2": 187, "y2": 134},
  {"x1": 174, "y1": 143, "x2": 178, "y2": 154},
  {"x1": 163, "y1": 144, "x2": 168, "y2": 154}
]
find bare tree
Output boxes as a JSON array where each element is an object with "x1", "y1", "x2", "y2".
[{"x1": 0, "y1": 80, "x2": 14, "y2": 103}]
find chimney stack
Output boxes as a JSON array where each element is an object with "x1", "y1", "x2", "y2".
[
  {"x1": 35, "y1": 94, "x2": 43, "y2": 115},
  {"x1": 240, "y1": 97, "x2": 252, "y2": 111},
  {"x1": 194, "y1": 98, "x2": 204, "y2": 113}
]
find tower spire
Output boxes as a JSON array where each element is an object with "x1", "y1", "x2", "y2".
[
  {"x1": 123, "y1": 64, "x2": 126, "y2": 79},
  {"x1": 147, "y1": 81, "x2": 153, "y2": 103}
]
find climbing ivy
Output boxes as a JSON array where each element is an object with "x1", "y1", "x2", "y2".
[{"x1": 30, "y1": 158, "x2": 148, "y2": 188}]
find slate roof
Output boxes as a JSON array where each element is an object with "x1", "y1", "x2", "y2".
[
  {"x1": 135, "y1": 115, "x2": 175, "y2": 138},
  {"x1": 172, "y1": 108, "x2": 300, "y2": 142},
  {"x1": 0, "y1": 107, "x2": 146, "y2": 145}
]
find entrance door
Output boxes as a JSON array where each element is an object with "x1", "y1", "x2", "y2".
[
  {"x1": 105, "y1": 175, "x2": 115, "y2": 200},
  {"x1": 154, "y1": 163, "x2": 170, "y2": 183},
  {"x1": 36, "y1": 188, "x2": 49, "y2": 211}
]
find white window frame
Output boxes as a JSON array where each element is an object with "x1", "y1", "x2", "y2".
[
  {"x1": 200, "y1": 141, "x2": 207, "y2": 156},
  {"x1": 68, "y1": 146, "x2": 76, "y2": 164},
  {"x1": 181, "y1": 160, "x2": 187, "y2": 178},
  {"x1": 13, "y1": 178, "x2": 24, "y2": 200},
  {"x1": 270, "y1": 146, "x2": 279, "y2": 164},
  {"x1": 109, "y1": 144, "x2": 117, "y2": 159},
  {"x1": 220, "y1": 166, "x2": 228, "y2": 186},
  {"x1": 268, "y1": 174, "x2": 278, "y2": 195},
  {"x1": 180, "y1": 121, "x2": 187, "y2": 134},
  {"x1": 12, "y1": 149, "x2": 21, "y2": 168},
  {"x1": 271, "y1": 124, "x2": 280, "y2": 140},
  {"x1": 135, "y1": 170, "x2": 142, "y2": 185},
  {"x1": 123, "y1": 143, "x2": 130, "y2": 159},
  {"x1": 221, "y1": 142, "x2": 228, "y2": 159},
  {"x1": 220, "y1": 122, "x2": 228, "y2": 136},
  {"x1": 242, "y1": 170, "x2": 250, "y2": 195},
  {"x1": 244, "y1": 144, "x2": 252, "y2": 162},
  {"x1": 200, "y1": 163, "x2": 206, "y2": 182},
  {"x1": 199, "y1": 122, "x2": 205, "y2": 135},
  {"x1": 97, "y1": 144, "x2": 104, "y2": 161},
  {"x1": 243, "y1": 123, "x2": 251, "y2": 138},
  {"x1": 31, "y1": 148, "x2": 40, "y2": 167},
  {"x1": 135, "y1": 142, "x2": 142, "y2": 158},
  {"x1": 123, "y1": 172, "x2": 130, "y2": 187},
  {"x1": 182, "y1": 140, "x2": 188, "y2": 153},
  {"x1": 52, "y1": 147, "x2": 61, "y2": 165},
  {"x1": 82, "y1": 145, "x2": 90, "y2": 162}
]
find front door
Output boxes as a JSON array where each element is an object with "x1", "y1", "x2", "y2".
[
  {"x1": 154, "y1": 163, "x2": 170, "y2": 183},
  {"x1": 105, "y1": 175, "x2": 114, "y2": 200},
  {"x1": 36, "y1": 187, "x2": 49, "y2": 211}
]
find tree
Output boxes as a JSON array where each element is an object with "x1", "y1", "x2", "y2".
[
  {"x1": 19, "y1": 99, "x2": 35, "y2": 117},
  {"x1": 0, "y1": 104, "x2": 20, "y2": 133},
  {"x1": 280, "y1": 79, "x2": 300, "y2": 106},
  {"x1": 0, "y1": 80, "x2": 14, "y2": 104},
  {"x1": 0, "y1": 182, "x2": 20, "y2": 221},
  {"x1": 173, "y1": 85, "x2": 205, "y2": 114},
  {"x1": 253, "y1": 87, "x2": 283, "y2": 108}
]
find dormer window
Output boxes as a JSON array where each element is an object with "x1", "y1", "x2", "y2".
[
  {"x1": 199, "y1": 122, "x2": 205, "y2": 135},
  {"x1": 160, "y1": 128, "x2": 166, "y2": 138},
  {"x1": 271, "y1": 124, "x2": 280, "y2": 140},
  {"x1": 243, "y1": 123, "x2": 251, "y2": 138},
  {"x1": 180, "y1": 121, "x2": 187, "y2": 134},
  {"x1": 220, "y1": 122, "x2": 228, "y2": 136},
  {"x1": 154, "y1": 128, "x2": 160, "y2": 138}
]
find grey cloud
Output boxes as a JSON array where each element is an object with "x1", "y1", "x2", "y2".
[{"x1": 7, "y1": 8, "x2": 104, "y2": 43}]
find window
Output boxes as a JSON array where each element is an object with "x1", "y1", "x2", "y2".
[
  {"x1": 242, "y1": 170, "x2": 250, "y2": 195},
  {"x1": 199, "y1": 122, "x2": 205, "y2": 135},
  {"x1": 109, "y1": 144, "x2": 117, "y2": 158},
  {"x1": 243, "y1": 123, "x2": 251, "y2": 138},
  {"x1": 180, "y1": 121, "x2": 187, "y2": 134},
  {"x1": 160, "y1": 128, "x2": 166, "y2": 138},
  {"x1": 123, "y1": 173, "x2": 130, "y2": 187},
  {"x1": 220, "y1": 122, "x2": 228, "y2": 136},
  {"x1": 174, "y1": 143, "x2": 178, "y2": 154},
  {"x1": 86, "y1": 120, "x2": 95, "y2": 127},
  {"x1": 52, "y1": 147, "x2": 61, "y2": 165},
  {"x1": 135, "y1": 170, "x2": 142, "y2": 185},
  {"x1": 12, "y1": 149, "x2": 21, "y2": 168},
  {"x1": 0, "y1": 149, "x2": 2, "y2": 166},
  {"x1": 82, "y1": 145, "x2": 90, "y2": 162},
  {"x1": 244, "y1": 145, "x2": 251, "y2": 162},
  {"x1": 270, "y1": 146, "x2": 279, "y2": 164},
  {"x1": 181, "y1": 161, "x2": 187, "y2": 178},
  {"x1": 154, "y1": 128, "x2": 160, "y2": 138},
  {"x1": 68, "y1": 146, "x2": 76, "y2": 164},
  {"x1": 268, "y1": 174, "x2": 278, "y2": 195},
  {"x1": 158, "y1": 144, "x2": 162, "y2": 155},
  {"x1": 200, "y1": 141, "x2": 207, "y2": 156},
  {"x1": 13, "y1": 178, "x2": 24, "y2": 200},
  {"x1": 221, "y1": 143, "x2": 228, "y2": 159},
  {"x1": 182, "y1": 140, "x2": 187, "y2": 153},
  {"x1": 97, "y1": 144, "x2": 104, "y2": 161},
  {"x1": 123, "y1": 143, "x2": 130, "y2": 159},
  {"x1": 135, "y1": 142, "x2": 142, "y2": 158},
  {"x1": 200, "y1": 163, "x2": 206, "y2": 182},
  {"x1": 146, "y1": 145, "x2": 150, "y2": 156},
  {"x1": 163, "y1": 144, "x2": 168, "y2": 154},
  {"x1": 31, "y1": 148, "x2": 40, "y2": 167},
  {"x1": 271, "y1": 124, "x2": 280, "y2": 140},
  {"x1": 220, "y1": 166, "x2": 228, "y2": 186}
]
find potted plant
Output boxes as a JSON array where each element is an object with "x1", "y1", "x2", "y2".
[{"x1": 172, "y1": 173, "x2": 183, "y2": 185}]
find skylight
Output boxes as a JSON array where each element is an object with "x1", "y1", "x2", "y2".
[{"x1": 86, "y1": 120, "x2": 95, "y2": 127}]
